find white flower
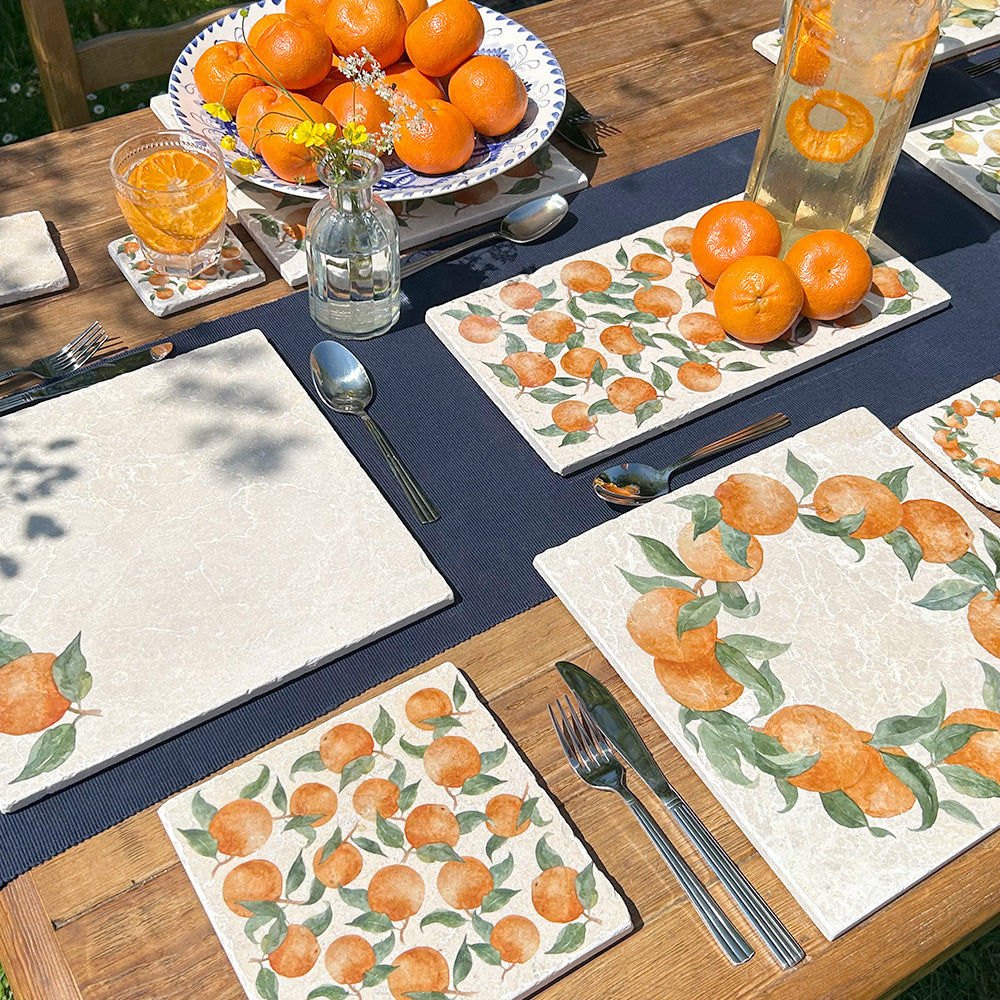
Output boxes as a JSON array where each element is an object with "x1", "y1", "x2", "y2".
[
  {"x1": 2, "y1": 134, "x2": 16, "y2": 144},
  {"x1": 86, "y1": 92, "x2": 97, "y2": 101},
  {"x1": 93, "y1": 104, "x2": 105, "y2": 115},
  {"x1": 119, "y1": 82, "x2": 130, "y2": 91},
  {"x1": 9, "y1": 83, "x2": 20, "y2": 94}
]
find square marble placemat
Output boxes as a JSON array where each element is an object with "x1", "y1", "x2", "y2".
[
  {"x1": 534, "y1": 406, "x2": 1000, "y2": 939},
  {"x1": 0, "y1": 210, "x2": 69, "y2": 306},
  {"x1": 899, "y1": 375, "x2": 1000, "y2": 510},
  {"x1": 149, "y1": 95, "x2": 588, "y2": 287},
  {"x1": 0, "y1": 330, "x2": 452, "y2": 811},
  {"x1": 159, "y1": 661, "x2": 632, "y2": 1000},
  {"x1": 424, "y1": 198, "x2": 949, "y2": 475}
]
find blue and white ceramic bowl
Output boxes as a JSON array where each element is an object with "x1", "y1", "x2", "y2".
[{"x1": 168, "y1": 0, "x2": 565, "y2": 202}]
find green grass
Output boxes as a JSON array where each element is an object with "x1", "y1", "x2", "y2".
[{"x1": 1, "y1": 2, "x2": 1000, "y2": 998}]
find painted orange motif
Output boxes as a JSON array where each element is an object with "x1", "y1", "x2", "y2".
[
  {"x1": 324, "y1": 934, "x2": 376, "y2": 984},
  {"x1": 367, "y1": 863, "x2": 425, "y2": 923},
  {"x1": 437, "y1": 855, "x2": 494, "y2": 909},
  {"x1": 267, "y1": 923, "x2": 320, "y2": 977},
  {"x1": 387, "y1": 947, "x2": 450, "y2": 1000},
  {"x1": 653, "y1": 651, "x2": 744, "y2": 711},
  {"x1": 352, "y1": 777, "x2": 400, "y2": 818},
  {"x1": 531, "y1": 865, "x2": 584, "y2": 923},
  {"x1": 404, "y1": 802, "x2": 460, "y2": 847},
  {"x1": 942, "y1": 708, "x2": 1000, "y2": 784},
  {"x1": 676, "y1": 523, "x2": 764, "y2": 583},
  {"x1": 405, "y1": 687, "x2": 453, "y2": 730},
  {"x1": 289, "y1": 782, "x2": 338, "y2": 826},
  {"x1": 491, "y1": 914, "x2": 540, "y2": 965},
  {"x1": 312, "y1": 840, "x2": 363, "y2": 887},
  {"x1": 627, "y1": 587, "x2": 718, "y2": 662},
  {"x1": 222, "y1": 859, "x2": 283, "y2": 916},
  {"x1": 714, "y1": 473, "x2": 798, "y2": 535},
  {"x1": 209, "y1": 799, "x2": 274, "y2": 857},
  {"x1": 812, "y1": 475, "x2": 902, "y2": 539},
  {"x1": 423, "y1": 734, "x2": 480, "y2": 788},
  {"x1": 899, "y1": 499, "x2": 973, "y2": 564},
  {"x1": 319, "y1": 722, "x2": 374, "y2": 772},
  {"x1": 843, "y1": 733, "x2": 916, "y2": 819},
  {"x1": 0, "y1": 653, "x2": 69, "y2": 736},
  {"x1": 485, "y1": 792, "x2": 531, "y2": 837}
]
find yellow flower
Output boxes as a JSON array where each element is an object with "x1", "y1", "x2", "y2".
[
  {"x1": 203, "y1": 102, "x2": 233, "y2": 122},
  {"x1": 343, "y1": 122, "x2": 368, "y2": 146},
  {"x1": 287, "y1": 121, "x2": 337, "y2": 148},
  {"x1": 233, "y1": 156, "x2": 261, "y2": 176},
  {"x1": 220, "y1": 135, "x2": 237, "y2": 151}
]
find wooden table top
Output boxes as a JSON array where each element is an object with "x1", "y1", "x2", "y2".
[{"x1": 3, "y1": 1, "x2": 1000, "y2": 999}]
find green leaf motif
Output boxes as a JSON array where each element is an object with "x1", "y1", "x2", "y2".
[
  {"x1": 399, "y1": 738, "x2": 427, "y2": 759},
  {"x1": 416, "y1": 843, "x2": 464, "y2": 863},
  {"x1": 748, "y1": 730, "x2": 817, "y2": 778},
  {"x1": 980, "y1": 660, "x2": 1000, "y2": 713},
  {"x1": 490, "y1": 852, "x2": 515, "y2": 886},
  {"x1": 530, "y1": 387, "x2": 574, "y2": 404},
  {"x1": 321, "y1": 828, "x2": 344, "y2": 862},
  {"x1": 547, "y1": 922, "x2": 586, "y2": 954},
  {"x1": 949, "y1": 553, "x2": 997, "y2": 591},
  {"x1": 685, "y1": 277, "x2": 706, "y2": 307},
  {"x1": 373, "y1": 706, "x2": 395, "y2": 746},
  {"x1": 880, "y1": 752, "x2": 937, "y2": 830},
  {"x1": 291, "y1": 750, "x2": 324, "y2": 776},
  {"x1": 483, "y1": 361, "x2": 520, "y2": 388},
  {"x1": 480, "y1": 745, "x2": 507, "y2": 772},
  {"x1": 876, "y1": 466, "x2": 911, "y2": 501},
  {"x1": 286, "y1": 851, "x2": 306, "y2": 894},
  {"x1": 676, "y1": 593, "x2": 721, "y2": 638},
  {"x1": 721, "y1": 634, "x2": 790, "y2": 660},
  {"x1": 457, "y1": 810, "x2": 489, "y2": 834},
  {"x1": 589, "y1": 398, "x2": 619, "y2": 417},
  {"x1": 271, "y1": 776, "x2": 288, "y2": 814},
  {"x1": 471, "y1": 910, "x2": 494, "y2": 942},
  {"x1": 51, "y1": 633, "x2": 91, "y2": 703},
  {"x1": 820, "y1": 789, "x2": 868, "y2": 829},
  {"x1": 883, "y1": 527, "x2": 922, "y2": 580},
  {"x1": 939, "y1": 799, "x2": 982, "y2": 827},
  {"x1": 376, "y1": 811, "x2": 404, "y2": 849},
  {"x1": 671, "y1": 494, "x2": 721, "y2": 539},
  {"x1": 191, "y1": 790, "x2": 217, "y2": 829},
  {"x1": 469, "y1": 942, "x2": 502, "y2": 965},
  {"x1": 338, "y1": 884, "x2": 370, "y2": 910},
  {"x1": 454, "y1": 938, "x2": 472, "y2": 985},
  {"x1": 918, "y1": 686, "x2": 947, "y2": 726},
  {"x1": 504, "y1": 332, "x2": 527, "y2": 355},
  {"x1": 307, "y1": 986, "x2": 349, "y2": 1000},
  {"x1": 560, "y1": 431, "x2": 591, "y2": 448},
  {"x1": 716, "y1": 581, "x2": 760, "y2": 618},
  {"x1": 0, "y1": 619, "x2": 32, "y2": 666},
  {"x1": 304, "y1": 877, "x2": 326, "y2": 905},
  {"x1": 354, "y1": 837, "x2": 385, "y2": 856},
  {"x1": 929, "y1": 723, "x2": 994, "y2": 762},
  {"x1": 303, "y1": 906, "x2": 333, "y2": 939},
  {"x1": 938, "y1": 763, "x2": 1000, "y2": 798},
  {"x1": 719, "y1": 521, "x2": 752, "y2": 568},
  {"x1": 575, "y1": 862, "x2": 598, "y2": 909},
  {"x1": 913, "y1": 579, "x2": 983, "y2": 611},
  {"x1": 256, "y1": 967, "x2": 279, "y2": 1000},
  {"x1": 461, "y1": 774, "x2": 504, "y2": 795},
  {"x1": 484, "y1": 833, "x2": 505, "y2": 859},
  {"x1": 714, "y1": 643, "x2": 779, "y2": 719},
  {"x1": 373, "y1": 933, "x2": 395, "y2": 963},
  {"x1": 421, "y1": 909, "x2": 467, "y2": 929},
  {"x1": 179, "y1": 827, "x2": 219, "y2": 858},
  {"x1": 338, "y1": 754, "x2": 376, "y2": 790},
  {"x1": 12, "y1": 723, "x2": 77, "y2": 783},
  {"x1": 535, "y1": 833, "x2": 563, "y2": 871},
  {"x1": 466, "y1": 301, "x2": 493, "y2": 317},
  {"x1": 479, "y1": 887, "x2": 519, "y2": 913},
  {"x1": 631, "y1": 534, "x2": 695, "y2": 576},
  {"x1": 618, "y1": 567, "x2": 693, "y2": 594},
  {"x1": 349, "y1": 911, "x2": 393, "y2": 933},
  {"x1": 240, "y1": 766, "x2": 270, "y2": 801},
  {"x1": 798, "y1": 510, "x2": 865, "y2": 538},
  {"x1": 261, "y1": 910, "x2": 288, "y2": 955},
  {"x1": 700, "y1": 723, "x2": 755, "y2": 786},
  {"x1": 634, "y1": 397, "x2": 662, "y2": 428},
  {"x1": 982, "y1": 529, "x2": 1000, "y2": 574},
  {"x1": 774, "y1": 776, "x2": 798, "y2": 812},
  {"x1": 869, "y1": 714, "x2": 939, "y2": 747},
  {"x1": 785, "y1": 450, "x2": 818, "y2": 499}
]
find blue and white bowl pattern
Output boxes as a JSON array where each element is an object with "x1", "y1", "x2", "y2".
[{"x1": 168, "y1": 0, "x2": 565, "y2": 202}]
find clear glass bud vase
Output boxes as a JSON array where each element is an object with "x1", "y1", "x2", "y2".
[{"x1": 306, "y1": 152, "x2": 400, "y2": 339}]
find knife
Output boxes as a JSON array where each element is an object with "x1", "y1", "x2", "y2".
[
  {"x1": 0, "y1": 342, "x2": 173, "y2": 416},
  {"x1": 556, "y1": 660, "x2": 805, "y2": 969},
  {"x1": 555, "y1": 91, "x2": 606, "y2": 157}
]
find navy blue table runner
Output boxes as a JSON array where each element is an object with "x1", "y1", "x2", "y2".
[{"x1": 2, "y1": 55, "x2": 1000, "y2": 884}]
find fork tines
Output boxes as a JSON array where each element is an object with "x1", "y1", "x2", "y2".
[{"x1": 549, "y1": 695, "x2": 609, "y2": 770}]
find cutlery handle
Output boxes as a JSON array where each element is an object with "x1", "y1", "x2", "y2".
[
  {"x1": 0, "y1": 367, "x2": 27, "y2": 383},
  {"x1": 668, "y1": 799, "x2": 804, "y2": 968},
  {"x1": 400, "y1": 231, "x2": 496, "y2": 279},
  {"x1": 620, "y1": 787, "x2": 753, "y2": 965},
  {"x1": 672, "y1": 413, "x2": 790, "y2": 476},
  {"x1": 361, "y1": 413, "x2": 439, "y2": 524}
]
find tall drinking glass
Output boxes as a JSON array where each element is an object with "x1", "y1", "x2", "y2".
[
  {"x1": 111, "y1": 131, "x2": 228, "y2": 277},
  {"x1": 746, "y1": 0, "x2": 948, "y2": 251}
]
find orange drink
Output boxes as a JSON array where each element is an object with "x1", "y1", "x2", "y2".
[
  {"x1": 111, "y1": 131, "x2": 227, "y2": 276},
  {"x1": 746, "y1": 0, "x2": 948, "y2": 251}
]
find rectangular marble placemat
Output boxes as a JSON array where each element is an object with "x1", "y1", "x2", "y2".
[
  {"x1": 899, "y1": 374, "x2": 1000, "y2": 510},
  {"x1": 0, "y1": 210, "x2": 69, "y2": 305},
  {"x1": 159, "y1": 661, "x2": 632, "y2": 1000},
  {"x1": 424, "y1": 199, "x2": 949, "y2": 475},
  {"x1": 534, "y1": 406, "x2": 1000, "y2": 939},
  {"x1": 0, "y1": 330, "x2": 452, "y2": 811}
]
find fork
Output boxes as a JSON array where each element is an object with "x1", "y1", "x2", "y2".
[
  {"x1": 967, "y1": 55, "x2": 1000, "y2": 77},
  {"x1": 0, "y1": 322, "x2": 108, "y2": 383},
  {"x1": 549, "y1": 695, "x2": 754, "y2": 965},
  {"x1": 592, "y1": 412, "x2": 790, "y2": 507}
]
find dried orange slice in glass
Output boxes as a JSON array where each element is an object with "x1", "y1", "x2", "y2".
[{"x1": 784, "y1": 89, "x2": 874, "y2": 164}]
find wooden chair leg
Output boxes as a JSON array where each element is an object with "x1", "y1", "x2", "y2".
[{"x1": 19, "y1": 0, "x2": 91, "y2": 130}]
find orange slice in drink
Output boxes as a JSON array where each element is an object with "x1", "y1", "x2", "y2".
[
  {"x1": 784, "y1": 89, "x2": 874, "y2": 164},
  {"x1": 122, "y1": 149, "x2": 227, "y2": 254}
]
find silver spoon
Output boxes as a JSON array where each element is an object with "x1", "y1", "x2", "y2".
[
  {"x1": 399, "y1": 193, "x2": 569, "y2": 279},
  {"x1": 310, "y1": 340, "x2": 439, "y2": 524},
  {"x1": 593, "y1": 413, "x2": 791, "y2": 507}
]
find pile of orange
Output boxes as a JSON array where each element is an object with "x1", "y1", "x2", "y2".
[
  {"x1": 689, "y1": 200, "x2": 874, "y2": 345},
  {"x1": 193, "y1": 0, "x2": 530, "y2": 181}
]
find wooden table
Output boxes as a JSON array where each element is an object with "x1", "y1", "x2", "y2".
[{"x1": 2, "y1": 1, "x2": 1000, "y2": 998}]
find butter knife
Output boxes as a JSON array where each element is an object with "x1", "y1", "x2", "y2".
[
  {"x1": 557, "y1": 660, "x2": 805, "y2": 969},
  {"x1": 556, "y1": 91, "x2": 606, "y2": 157},
  {"x1": 0, "y1": 342, "x2": 173, "y2": 416}
]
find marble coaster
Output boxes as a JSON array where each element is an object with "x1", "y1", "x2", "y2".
[
  {"x1": 0, "y1": 330, "x2": 452, "y2": 811},
  {"x1": 903, "y1": 99, "x2": 1000, "y2": 222},
  {"x1": 159, "y1": 661, "x2": 632, "y2": 1000},
  {"x1": 0, "y1": 211, "x2": 69, "y2": 306},
  {"x1": 899, "y1": 375, "x2": 1000, "y2": 510},
  {"x1": 108, "y1": 228, "x2": 265, "y2": 317},
  {"x1": 424, "y1": 197, "x2": 950, "y2": 475},
  {"x1": 752, "y1": 5, "x2": 1000, "y2": 68},
  {"x1": 149, "y1": 95, "x2": 589, "y2": 287},
  {"x1": 534, "y1": 406, "x2": 1000, "y2": 939}
]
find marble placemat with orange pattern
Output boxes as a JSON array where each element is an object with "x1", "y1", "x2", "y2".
[
  {"x1": 424, "y1": 199, "x2": 950, "y2": 475},
  {"x1": 899, "y1": 374, "x2": 1000, "y2": 511},
  {"x1": 150, "y1": 95, "x2": 588, "y2": 288},
  {"x1": 535, "y1": 406, "x2": 1000, "y2": 939},
  {"x1": 903, "y1": 99, "x2": 1000, "y2": 222},
  {"x1": 159, "y1": 661, "x2": 632, "y2": 1000}
]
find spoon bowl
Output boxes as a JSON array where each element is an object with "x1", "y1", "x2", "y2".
[
  {"x1": 399, "y1": 193, "x2": 569, "y2": 279},
  {"x1": 310, "y1": 340, "x2": 439, "y2": 524}
]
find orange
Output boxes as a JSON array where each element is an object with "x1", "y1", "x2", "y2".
[
  {"x1": 0, "y1": 652, "x2": 68, "y2": 736},
  {"x1": 714, "y1": 473, "x2": 798, "y2": 535},
  {"x1": 676, "y1": 523, "x2": 763, "y2": 582},
  {"x1": 531, "y1": 866, "x2": 584, "y2": 923},
  {"x1": 448, "y1": 55, "x2": 528, "y2": 136},
  {"x1": 942, "y1": 708, "x2": 1000, "y2": 784},
  {"x1": 222, "y1": 859, "x2": 283, "y2": 917},
  {"x1": 245, "y1": 13, "x2": 333, "y2": 91},
  {"x1": 209, "y1": 799, "x2": 273, "y2": 857},
  {"x1": 387, "y1": 948, "x2": 449, "y2": 1000},
  {"x1": 193, "y1": 41, "x2": 261, "y2": 115},
  {"x1": 268, "y1": 924, "x2": 320, "y2": 978},
  {"x1": 325, "y1": 935, "x2": 376, "y2": 985},
  {"x1": 784, "y1": 229, "x2": 873, "y2": 321},
  {"x1": 763, "y1": 705, "x2": 867, "y2": 793},
  {"x1": 562, "y1": 258, "x2": 613, "y2": 293},
  {"x1": 713, "y1": 256, "x2": 804, "y2": 344},
  {"x1": 677, "y1": 361, "x2": 721, "y2": 392},
  {"x1": 690, "y1": 200, "x2": 783, "y2": 285},
  {"x1": 394, "y1": 98, "x2": 474, "y2": 174},
  {"x1": 285, "y1": 0, "x2": 333, "y2": 26},
  {"x1": 899, "y1": 499, "x2": 973, "y2": 564},
  {"x1": 785, "y1": 89, "x2": 874, "y2": 164},
  {"x1": 485, "y1": 793, "x2": 531, "y2": 837},
  {"x1": 323, "y1": 81, "x2": 392, "y2": 135},
  {"x1": 301, "y1": 65, "x2": 351, "y2": 103},
  {"x1": 405, "y1": 687, "x2": 452, "y2": 729},
  {"x1": 325, "y1": 0, "x2": 408, "y2": 68},
  {"x1": 653, "y1": 651, "x2": 744, "y2": 711},
  {"x1": 812, "y1": 475, "x2": 902, "y2": 539},
  {"x1": 236, "y1": 87, "x2": 337, "y2": 184},
  {"x1": 405, "y1": 0, "x2": 485, "y2": 76},
  {"x1": 383, "y1": 60, "x2": 444, "y2": 106},
  {"x1": 785, "y1": 3, "x2": 831, "y2": 87},
  {"x1": 399, "y1": 0, "x2": 429, "y2": 23},
  {"x1": 606, "y1": 376, "x2": 657, "y2": 414},
  {"x1": 626, "y1": 587, "x2": 718, "y2": 662},
  {"x1": 490, "y1": 915, "x2": 540, "y2": 965},
  {"x1": 318, "y1": 721, "x2": 375, "y2": 772}
]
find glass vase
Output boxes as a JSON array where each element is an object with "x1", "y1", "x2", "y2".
[
  {"x1": 746, "y1": 0, "x2": 949, "y2": 250},
  {"x1": 306, "y1": 152, "x2": 400, "y2": 339}
]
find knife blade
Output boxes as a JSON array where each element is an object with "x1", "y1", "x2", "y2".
[
  {"x1": 0, "y1": 342, "x2": 173, "y2": 416},
  {"x1": 556, "y1": 660, "x2": 805, "y2": 969},
  {"x1": 556, "y1": 91, "x2": 606, "y2": 157}
]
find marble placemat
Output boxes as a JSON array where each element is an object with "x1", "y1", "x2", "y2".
[
  {"x1": 159, "y1": 661, "x2": 632, "y2": 1000},
  {"x1": 424, "y1": 198, "x2": 950, "y2": 475},
  {"x1": 899, "y1": 374, "x2": 1000, "y2": 511},
  {"x1": 108, "y1": 227, "x2": 265, "y2": 316},
  {"x1": 534, "y1": 406, "x2": 1000, "y2": 940},
  {"x1": 903, "y1": 98, "x2": 1000, "y2": 222},
  {"x1": 0, "y1": 211, "x2": 69, "y2": 306},
  {"x1": 150, "y1": 95, "x2": 588, "y2": 287},
  {"x1": 0, "y1": 330, "x2": 452, "y2": 811},
  {"x1": 753, "y1": 4, "x2": 1000, "y2": 67}
]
